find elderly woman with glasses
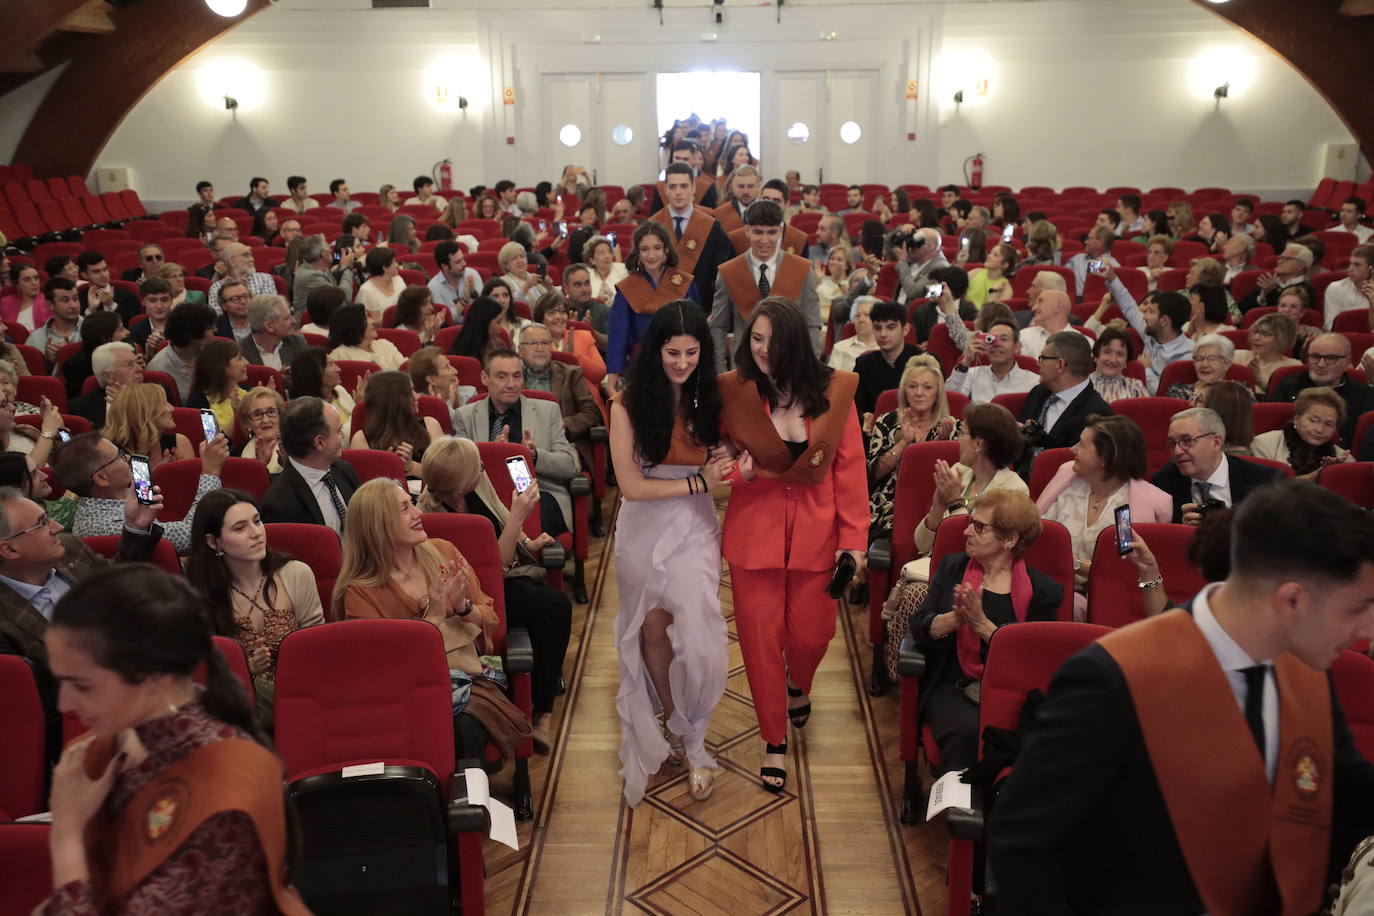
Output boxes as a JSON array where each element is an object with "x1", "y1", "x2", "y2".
[
  {"x1": 1165, "y1": 333, "x2": 1233, "y2": 402},
  {"x1": 532, "y1": 291, "x2": 605, "y2": 386},
  {"x1": 235, "y1": 386, "x2": 286, "y2": 473},
  {"x1": 1250, "y1": 386, "x2": 1353, "y2": 478}
]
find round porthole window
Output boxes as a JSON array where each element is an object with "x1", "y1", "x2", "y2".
[
  {"x1": 786, "y1": 122, "x2": 810, "y2": 144},
  {"x1": 559, "y1": 124, "x2": 583, "y2": 147},
  {"x1": 839, "y1": 121, "x2": 862, "y2": 144},
  {"x1": 611, "y1": 125, "x2": 634, "y2": 146}
]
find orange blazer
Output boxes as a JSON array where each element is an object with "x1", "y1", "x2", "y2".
[{"x1": 559, "y1": 328, "x2": 605, "y2": 385}]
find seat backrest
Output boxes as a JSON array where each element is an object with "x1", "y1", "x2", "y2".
[
  {"x1": 1086, "y1": 523, "x2": 1207, "y2": 627},
  {"x1": 419, "y1": 513, "x2": 507, "y2": 649},
  {"x1": 1316, "y1": 462, "x2": 1374, "y2": 509},
  {"x1": 376, "y1": 328, "x2": 422, "y2": 357},
  {"x1": 274, "y1": 619, "x2": 454, "y2": 786},
  {"x1": 980, "y1": 622, "x2": 1113, "y2": 736},
  {"x1": 1251, "y1": 401, "x2": 1294, "y2": 436},
  {"x1": 887, "y1": 440, "x2": 962, "y2": 569},
  {"x1": 990, "y1": 391, "x2": 1028, "y2": 419},
  {"x1": 1112, "y1": 396, "x2": 1189, "y2": 472},
  {"x1": 417, "y1": 395, "x2": 452, "y2": 434},
  {"x1": 80, "y1": 535, "x2": 183, "y2": 576},
  {"x1": 339, "y1": 448, "x2": 406, "y2": 484},
  {"x1": 0, "y1": 824, "x2": 54, "y2": 915},
  {"x1": 0, "y1": 657, "x2": 46, "y2": 820},
  {"x1": 149, "y1": 458, "x2": 203, "y2": 521},
  {"x1": 16, "y1": 375, "x2": 66, "y2": 413},
  {"x1": 1239, "y1": 454, "x2": 1295, "y2": 479},
  {"x1": 1028, "y1": 449, "x2": 1074, "y2": 500},
  {"x1": 265, "y1": 523, "x2": 341, "y2": 619},
  {"x1": 333, "y1": 360, "x2": 379, "y2": 394},
  {"x1": 208, "y1": 636, "x2": 255, "y2": 712},
  {"x1": 1333, "y1": 651, "x2": 1374, "y2": 761},
  {"x1": 219, "y1": 457, "x2": 272, "y2": 501},
  {"x1": 245, "y1": 365, "x2": 283, "y2": 395}
]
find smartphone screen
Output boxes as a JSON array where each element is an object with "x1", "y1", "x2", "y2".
[
  {"x1": 960, "y1": 236, "x2": 971, "y2": 250},
  {"x1": 1002, "y1": 223, "x2": 1015, "y2": 242},
  {"x1": 56, "y1": 429, "x2": 71, "y2": 444},
  {"x1": 1114, "y1": 505, "x2": 1133, "y2": 556},
  {"x1": 199, "y1": 409, "x2": 219, "y2": 443},
  {"x1": 130, "y1": 455, "x2": 154, "y2": 505},
  {"x1": 1088, "y1": 258, "x2": 1104, "y2": 274},
  {"x1": 925, "y1": 283, "x2": 944, "y2": 299},
  {"x1": 538, "y1": 219, "x2": 547, "y2": 232},
  {"x1": 559, "y1": 221, "x2": 569, "y2": 239},
  {"x1": 607, "y1": 231, "x2": 617, "y2": 247},
  {"x1": 505, "y1": 455, "x2": 533, "y2": 494}
]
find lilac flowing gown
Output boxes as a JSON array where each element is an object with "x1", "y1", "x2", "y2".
[{"x1": 615, "y1": 463, "x2": 729, "y2": 806}]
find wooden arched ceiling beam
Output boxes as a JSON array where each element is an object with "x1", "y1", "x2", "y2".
[
  {"x1": 0, "y1": 0, "x2": 97, "y2": 73},
  {"x1": 11, "y1": 0, "x2": 271, "y2": 178},
  {"x1": 1194, "y1": 0, "x2": 1374, "y2": 158}
]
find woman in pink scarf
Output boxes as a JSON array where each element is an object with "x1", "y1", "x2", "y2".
[{"x1": 911, "y1": 489, "x2": 1063, "y2": 770}]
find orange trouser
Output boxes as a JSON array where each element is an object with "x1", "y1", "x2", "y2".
[{"x1": 730, "y1": 566, "x2": 836, "y2": 746}]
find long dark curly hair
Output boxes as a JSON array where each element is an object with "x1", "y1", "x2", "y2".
[{"x1": 623, "y1": 301, "x2": 721, "y2": 467}]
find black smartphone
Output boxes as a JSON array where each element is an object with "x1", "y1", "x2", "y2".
[
  {"x1": 55, "y1": 428, "x2": 71, "y2": 444},
  {"x1": 199, "y1": 409, "x2": 219, "y2": 443},
  {"x1": 130, "y1": 454, "x2": 154, "y2": 505},
  {"x1": 1114, "y1": 504, "x2": 1133, "y2": 556}
]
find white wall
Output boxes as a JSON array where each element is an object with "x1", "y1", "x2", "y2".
[{"x1": 0, "y1": 0, "x2": 1357, "y2": 209}]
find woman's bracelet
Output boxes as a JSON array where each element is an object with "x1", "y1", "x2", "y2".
[
  {"x1": 687, "y1": 476, "x2": 697, "y2": 495},
  {"x1": 1137, "y1": 575, "x2": 1164, "y2": 592},
  {"x1": 696, "y1": 474, "x2": 707, "y2": 493}
]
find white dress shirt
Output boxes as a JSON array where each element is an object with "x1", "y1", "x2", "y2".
[
  {"x1": 946, "y1": 363, "x2": 1041, "y2": 404},
  {"x1": 1018, "y1": 324, "x2": 1087, "y2": 361},
  {"x1": 1323, "y1": 277, "x2": 1369, "y2": 329},
  {"x1": 1041, "y1": 377, "x2": 1090, "y2": 430},
  {"x1": 1192, "y1": 582, "x2": 1278, "y2": 782},
  {"x1": 1191, "y1": 455, "x2": 1233, "y2": 508},
  {"x1": 744, "y1": 248, "x2": 783, "y2": 290},
  {"x1": 289, "y1": 457, "x2": 343, "y2": 532}
]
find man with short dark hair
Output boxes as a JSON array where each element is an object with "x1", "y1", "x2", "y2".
[
  {"x1": 233, "y1": 177, "x2": 271, "y2": 216},
  {"x1": 1335, "y1": 196, "x2": 1374, "y2": 243},
  {"x1": 1151, "y1": 406, "x2": 1283, "y2": 524},
  {"x1": 1094, "y1": 208, "x2": 1122, "y2": 239},
  {"x1": 241, "y1": 294, "x2": 306, "y2": 370},
  {"x1": 214, "y1": 280, "x2": 253, "y2": 342},
  {"x1": 340, "y1": 212, "x2": 371, "y2": 246},
  {"x1": 329, "y1": 178, "x2": 360, "y2": 213},
  {"x1": 1016, "y1": 331, "x2": 1112, "y2": 477},
  {"x1": 709, "y1": 199, "x2": 820, "y2": 371},
  {"x1": 561, "y1": 263, "x2": 610, "y2": 348},
  {"x1": 146, "y1": 302, "x2": 217, "y2": 402},
  {"x1": 1230, "y1": 197, "x2": 1257, "y2": 237},
  {"x1": 259, "y1": 397, "x2": 359, "y2": 532},
  {"x1": 1324, "y1": 244, "x2": 1373, "y2": 328},
  {"x1": 282, "y1": 176, "x2": 318, "y2": 214},
  {"x1": 838, "y1": 184, "x2": 864, "y2": 216},
  {"x1": 712, "y1": 165, "x2": 762, "y2": 235},
  {"x1": 493, "y1": 179, "x2": 521, "y2": 217},
  {"x1": 650, "y1": 161, "x2": 733, "y2": 310},
  {"x1": 75, "y1": 250, "x2": 140, "y2": 323},
  {"x1": 939, "y1": 185, "x2": 959, "y2": 212},
  {"x1": 726, "y1": 180, "x2": 807, "y2": 257},
  {"x1": 187, "y1": 180, "x2": 215, "y2": 239},
  {"x1": 28, "y1": 277, "x2": 82, "y2": 365},
  {"x1": 1281, "y1": 198, "x2": 1318, "y2": 239},
  {"x1": 853, "y1": 301, "x2": 923, "y2": 418},
  {"x1": 427, "y1": 240, "x2": 482, "y2": 322},
  {"x1": 947, "y1": 318, "x2": 1040, "y2": 404},
  {"x1": 126, "y1": 278, "x2": 173, "y2": 351},
  {"x1": 410, "y1": 175, "x2": 446, "y2": 213},
  {"x1": 649, "y1": 140, "x2": 719, "y2": 212},
  {"x1": 120, "y1": 243, "x2": 164, "y2": 283},
  {"x1": 1116, "y1": 194, "x2": 1144, "y2": 235},
  {"x1": 1268, "y1": 332, "x2": 1374, "y2": 445},
  {"x1": 910, "y1": 265, "x2": 978, "y2": 344}
]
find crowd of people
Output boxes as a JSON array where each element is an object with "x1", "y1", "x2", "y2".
[{"x1": 2, "y1": 105, "x2": 1374, "y2": 912}]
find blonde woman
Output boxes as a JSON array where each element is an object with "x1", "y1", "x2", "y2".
[
  {"x1": 378, "y1": 183, "x2": 401, "y2": 215},
  {"x1": 813, "y1": 246, "x2": 853, "y2": 326},
  {"x1": 155, "y1": 261, "x2": 206, "y2": 307},
  {"x1": 102, "y1": 382, "x2": 193, "y2": 468},
  {"x1": 1233, "y1": 312, "x2": 1302, "y2": 394},
  {"x1": 237, "y1": 386, "x2": 286, "y2": 473},
  {"x1": 439, "y1": 195, "x2": 469, "y2": 228},
  {"x1": 1167, "y1": 200, "x2": 1196, "y2": 238}
]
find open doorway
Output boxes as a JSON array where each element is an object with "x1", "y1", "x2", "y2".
[{"x1": 656, "y1": 71, "x2": 761, "y2": 169}]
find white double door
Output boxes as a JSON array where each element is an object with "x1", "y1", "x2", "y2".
[
  {"x1": 539, "y1": 73, "x2": 655, "y2": 189},
  {"x1": 768, "y1": 69, "x2": 880, "y2": 188}
]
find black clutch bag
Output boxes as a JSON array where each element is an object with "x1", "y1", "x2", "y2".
[{"x1": 826, "y1": 553, "x2": 857, "y2": 599}]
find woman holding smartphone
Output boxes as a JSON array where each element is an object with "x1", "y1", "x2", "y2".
[
  {"x1": 719, "y1": 297, "x2": 868, "y2": 793},
  {"x1": 610, "y1": 301, "x2": 733, "y2": 805}
]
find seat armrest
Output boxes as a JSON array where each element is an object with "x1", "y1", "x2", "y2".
[
  {"x1": 947, "y1": 785, "x2": 985, "y2": 840},
  {"x1": 505, "y1": 627, "x2": 534, "y2": 674},
  {"x1": 868, "y1": 536, "x2": 893, "y2": 572},
  {"x1": 897, "y1": 633, "x2": 927, "y2": 678},
  {"x1": 569, "y1": 474, "x2": 592, "y2": 498},
  {"x1": 540, "y1": 541, "x2": 565, "y2": 569},
  {"x1": 590, "y1": 425, "x2": 608, "y2": 443},
  {"x1": 446, "y1": 771, "x2": 489, "y2": 834}
]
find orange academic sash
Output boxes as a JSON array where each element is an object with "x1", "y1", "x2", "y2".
[
  {"x1": 718, "y1": 369, "x2": 858, "y2": 485},
  {"x1": 615, "y1": 268, "x2": 694, "y2": 314},
  {"x1": 726, "y1": 223, "x2": 809, "y2": 257},
  {"x1": 655, "y1": 174, "x2": 713, "y2": 206},
  {"x1": 714, "y1": 202, "x2": 745, "y2": 235},
  {"x1": 612, "y1": 390, "x2": 708, "y2": 466},
  {"x1": 719, "y1": 252, "x2": 811, "y2": 320},
  {"x1": 649, "y1": 207, "x2": 717, "y2": 275},
  {"x1": 1099, "y1": 610, "x2": 1332, "y2": 916},
  {"x1": 85, "y1": 736, "x2": 313, "y2": 915}
]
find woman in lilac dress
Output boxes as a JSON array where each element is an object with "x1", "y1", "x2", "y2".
[{"x1": 610, "y1": 301, "x2": 733, "y2": 805}]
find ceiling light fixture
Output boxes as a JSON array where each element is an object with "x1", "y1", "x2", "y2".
[{"x1": 205, "y1": 0, "x2": 248, "y2": 16}]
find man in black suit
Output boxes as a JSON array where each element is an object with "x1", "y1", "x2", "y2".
[
  {"x1": 989, "y1": 481, "x2": 1374, "y2": 915},
  {"x1": 1015, "y1": 331, "x2": 1111, "y2": 478},
  {"x1": 1151, "y1": 406, "x2": 1283, "y2": 524},
  {"x1": 75, "y1": 250, "x2": 141, "y2": 325},
  {"x1": 1269, "y1": 333, "x2": 1374, "y2": 447},
  {"x1": 259, "y1": 397, "x2": 360, "y2": 534},
  {"x1": 119, "y1": 243, "x2": 165, "y2": 283},
  {"x1": 650, "y1": 161, "x2": 733, "y2": 312},
  {"x1": 648, "y1": 140, "x2": 719, "y2": 212},
  {"x1": 239, "y1": 293, "x2": 308, "y2": 370}
]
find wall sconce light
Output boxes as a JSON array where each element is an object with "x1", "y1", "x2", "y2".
[
  {"x1": 953, "y1": 89, "x2": 964, "y2": 104},
  {"x1": 223, "y1": 95, "x2": 239, "y2": 111},
  {"x1": 1214, "y1": 82, "x2": 1230, "y2": 99},
  {"x1": 458, "y1": 96, "x2": 469, "y2": 110}
]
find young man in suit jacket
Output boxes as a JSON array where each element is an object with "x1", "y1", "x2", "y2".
[
  {"x1": 453, "y1": 349, "x2": 580, "y2": 535},
  {"x1": 648, "y1": 140, "x2": 720, "y2": 213},
  {"x1": 1150, "y1": 406, "x2": 1283, "y2": 524},
  {"x1": 990, "y1": 480, "x2": 1374, "y2": 915},
  {"x1": 1016, "y1": 331, "x2": 1111, "y2": 478},
  {"x1": 259, "y1": 397, "x2": 360, "y2": 533},
  {"x1": 649, "y1": 162, "x2": 733, "y2": 312}
]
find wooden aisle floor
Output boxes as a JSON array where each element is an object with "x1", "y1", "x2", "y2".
[{"x1": 480, "y1": 492, "x2": 954, "y2": 915}]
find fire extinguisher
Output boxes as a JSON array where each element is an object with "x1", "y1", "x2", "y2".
[
  {"x1": 435, "y1": 159, "x2": 453, "y2": 192},
  {"x1": 964, "y1": 152, "x2": 985, "y2": 191}
]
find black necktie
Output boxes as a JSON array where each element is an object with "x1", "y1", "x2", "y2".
[
  {"x1": 1241, "y1": 664, "x2": 1268, "y2": 760},
  {"x1": 1194, "y1": 481, "x2": 1212, "y2": 506},
  {"x1": 321, "y1": 470, "x2": 347, "y2": 531},
  {"x1": 758, "y1": 264, "x2": 771, "y2": 297},
  {"x1": 673, "y1": 216, "x2": 684, "y2": 240}
]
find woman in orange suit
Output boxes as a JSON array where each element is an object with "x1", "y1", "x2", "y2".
[{"x1": 720, "y1": 296, "x2": 868, "y2": 793}]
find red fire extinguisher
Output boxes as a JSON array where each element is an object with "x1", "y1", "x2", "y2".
[
  {"x1": 438, "y1": 159, "x2": 453, "y2": 192},
  {"x1": 964, "y1": 152, "x2": 985, "y2": 191}
]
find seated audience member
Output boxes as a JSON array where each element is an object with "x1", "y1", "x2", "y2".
[
  {"x1": 157, "y1": 261, "x2": 205, "y2": 307},
  {"x1": 910, "y1": 267, "x2": 978, "y2": 345},
  {"x1": 408, "y1": 345, "x2": 473, "y2": 423},
  {"x1": 1238, "y1": 242, "x2": 1315, "y2": 313},
  {"x1": 288, "y1": 346, "x2": 355, "y2": 429},
  {"x1": 60, "y1": 312, "x2": 127, "y2": 401},
  {"x1": 0, "y1": 360, "x2": 37, "y2": 419},
  {"x1": 1018, "y1": 289, "x2": 1086, "y2": 360},
  {"x1": 186, "y1": 339, "x2": 250, "y2": 434},
  {"x1": 147, "y1": 303, "x2": 218, "y2": 404},
  {"x1": 62, "y1": 430, "x2": 226, "y2": 552},
  {"x1": 911, "y1": 489, "x2": 1063, "y2": 769},
  {"x1": 867, "y1": 354, "x2": 960, "y2": 539},
  {"x1": 448, "y1": 296, "x2": 507, "y2": 363},
  {"x1": 947, "y1": 317, "x2": 1040, "y2": 404},
  {"x1": 1220, "y1": 232, "x2": 1257, "y2": 284},
  {"x1": 0, "y1": 452, "x2": 76, "y2": 531},
  {"x1": 1184, "y1": 282, "x2": 1231, "y2": 338},
  {"x1": 1250, "y1": 386, "x2": 1353, "y2": 478},
  {"x1": 356, "y1": 247, "x2": 404, "y2": 320},
  {"x1": 498, "y1": 241, "x2": 552, "y2": 305},
  {"x1": 966, "y1": 242, "x2": 1017, "y2": 308},
  {"x1": 259, "y1": 396, "x2": 359, "y2": 531},
  {"x1": 1087, "y1": 327, "x2": 1149, "y2": 402},
  {"x1": 392, "y1": 284, "x2": 441, "y2": 346},
  {"x1": 350, "y1": 370, "x2": 444, "y2": 476},
  {"x1": 241, "y1": 294, "x2": 306, "y2": 369},
  {"x1": 485, "y1": 277, "x2": 530, "y2": 347},
  {"x1": 329, "y1": 178, "x2": 359, "y2": 213},
  {"x1": 1233, "y1": 313, "x2": 1301, "y2": 395},
  {"x1": 1037, "y1": 416, "x2": 1172, "y2": 615},
  {"x1": 561, "y1": 263, "x2": 611, "y2": 349},
  {"x1": 1268, "y1": 332, "x2": 1374, "y2": 445},
  {"x1": 1100, "y1": 265, "x2": 1195, "y2": 394},
  {"x1": 237, "y1": 386, "x2": 286, "y2": 473},
  {"x1": 102, "y1": 383, "x2": 193, "y2": 470},
  {"x1": 207, "y1": 243, "x2": 276, "y2": 315},
  {"x1": 1150, "y1": 406, "x2": 1283, "y2": 524},
  {"x1": 299, "y1": 284, "x2": 344, "y2": 338},
  {"x1": 44, "y1": 255, "x2": 81, "y2": 286},
  {"x1": 582, "y1": 236, "x2": 629, "y2": 306},
  {"x1": 854, "y1": 301, "x2": 923, "y2": 419},
  {"x1": 534, "y1": 293, "x2": 605, "y2": 386},
  {"x1": 409, "y1": 175, "x2": 447, "y2": 213},
  {"x1": 454, "y1": 349, "x2": 579, "y2": 535},
  {"x1": 1, "y1": 263, "x2": 46, "y2": 331},
  {"x1": 1323, "y1": 244, "x2": 1373, "y2": 329},
  {"x1": 419, "y1": 436, "x2": 572, "y2": 751},
  {"x1": 187, "y1": 488, "x2": 324, "y2": 728},
  {"x1": 336, "y1": 478, "x2": 532, "y2": 759},
  {"x1": 828, "y1": 296, "x2": 878, "y2": 373},
  {"x1": 76, "y1": 251, "x2": 140, "y2": 324},
  {"x1": 28, "y1": 277, "x2": 83, "y2": 363},
  {"x1": 1016, "y1": 332, "x2": 1112, "y2": 477},
  {"x1": 989, "y1": 481, "x2": 1374, "y2": 915},
  {"x1": 67, "y1": 341, "x2": 143, "y2": 429},
  {"x1": 516, "y1": 323, "x2": 602, "y2": 482},
  {"x1": 233, "y1": 176, "x2": 271, "y2": 215},
  {"x1": 126, "y1": 277, "x2": 174, "y2": 353},
  {"x1": 215, "y1": 279, "x2": 253, "y2": 342},
  {"x1": 291, "y1": 235, "x2": 358, "y2": 317},
  {"x1": 1275, "y1": 287, "x2": 1323, "y2": 360},
  {"x1": 1065, "y1": 227, "x2": 1119, "y2": 300},
  {"x1": 251, "y1": 208, "x2": 281, "y2": 246},
  {"x1": 1115, "y1": 194, "x2": 1145, "y2": 236},
  {"x1": 379, "y1": 183, "x2": 401, "y2": 214},
  {"x1": 1199, "y1": 380, "x2": 1255, "y2": 454},
  {"x1": 1165, "y1": 333, "x2": 1234, "y2": 401},
  {"x1": 428, "y1": 240, "x2": 482, "y2": 323},
  {"x1": 1334, "y1": 196, "x2": 1374, "y2": 243},
  {"x1": 328, "y1": 303, "x2": 405, "y2": 372},
  {"x1": 1136, "y1": 234, "x2": 1173, "y2": 290},
  {"x1": 0, "y1": 394, "x2": 58, "y2": 460}
]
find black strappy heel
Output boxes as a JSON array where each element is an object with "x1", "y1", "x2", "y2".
[
  {"x1": 787, "y1": 684, "x2": 811, "y2": 729},
  {"x1": 761, "y1": 742, "x2": 788, "y2": 794}
]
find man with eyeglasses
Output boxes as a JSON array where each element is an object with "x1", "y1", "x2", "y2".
[
  {"x1": 120, "y1": 244, "x2": 165, "y2": 283},
  {"x1": 0, "y1": 482, "x2": 167, "y2": 760},
  {"x1": 60, "y1": 431, "x2": 228, "y2": 554},
  {"x1": 214, "y1": 280, "x2": 254, "y2": 342},
  {"x1": 1015, "y1": 331, "x2": 1111, "y2": 479},
  {"x1": 1239, "y1": 242, "x2": 1316, "y2": 314},
  {"x1": 518, "y1": 322, "x2": 601, "y2": 528},
  {"x1": 1150, "y1": 406, "x2": 1282, "y2": 525},
  {"x1": 1268, "y1": 332, "x2": 1374, "y2": 447},
  {"x1": 207, "y1": 242, "x2": 276, "y2": 314}
]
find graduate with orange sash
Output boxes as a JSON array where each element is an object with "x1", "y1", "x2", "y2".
[
  {"x1": 718, "y1": 297, "x2": 868, "y2": 794},
  {"x1": 990, "y1": 480, "x2": 1374, "y2": 916},
  {"x1": 605, "y1": 221, "x2": 698, "y2": 391},
  {"x1": 649, "y1": 162, "x2": 733, "y2": 312},
  {"x1": 648, "y1": 139, "x2": 719, "y2": 212}
]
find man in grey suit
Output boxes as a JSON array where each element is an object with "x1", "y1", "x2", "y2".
[
  {"x1": 453, "y1": 349, "x2": 580, "y2": 535},
  {"x1": 291, "y1": 234, "x2": 358, "y2": 316},
  {"x1": 240, "y1": 294, "x2": 309, "y2": 370}
]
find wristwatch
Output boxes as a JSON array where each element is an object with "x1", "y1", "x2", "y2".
[{"x1": 952, "y1": 363, "x2": 968, "y2": 373}]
